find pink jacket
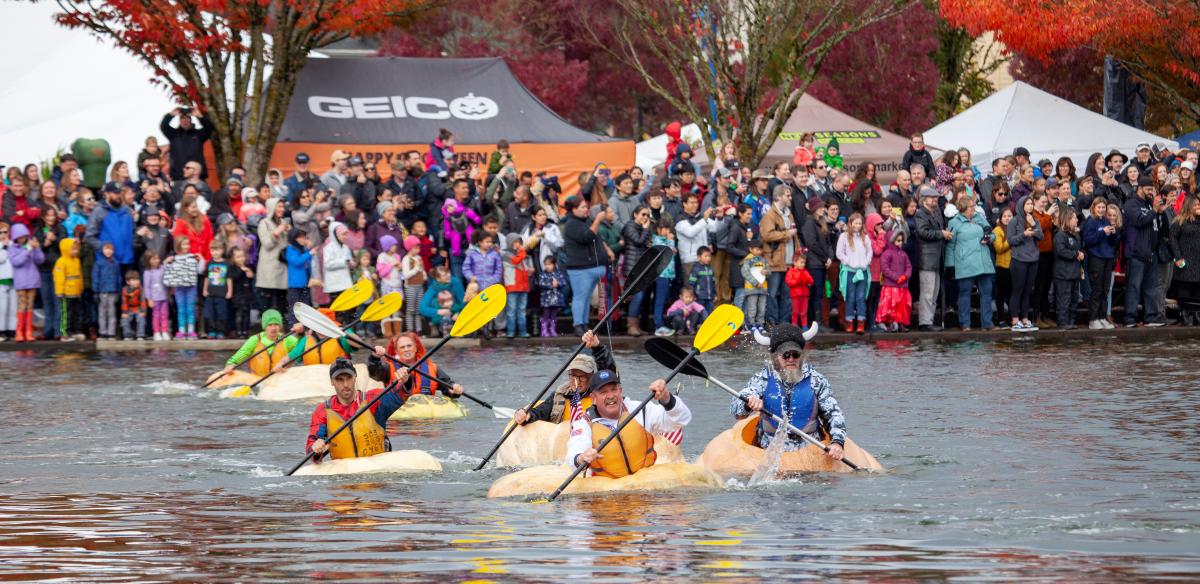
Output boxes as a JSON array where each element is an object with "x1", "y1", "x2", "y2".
[{"x1": 865, "y1": 213, "x2": 886, "y2": 282}]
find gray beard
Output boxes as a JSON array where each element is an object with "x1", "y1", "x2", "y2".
[{"x1": 771, "y1": 358, "x2": 805, "y2": 385}]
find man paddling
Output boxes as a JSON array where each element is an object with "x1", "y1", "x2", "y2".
[
  {"x1": 733, "y1": 323, "x2": 846, "y2": 461},
  {"x1": 566, "y1": 370, "x2": 691, "y2": 478},
  {"x1": 221, "y1": 309, "x2": 303, "y2": 377},
  {"x1": 307, "y1": 357, "x2": 413, "y2": 461},
  {"x1": 511, "y1": 330, "x2": 615, "y2": 425},
  {"x1": 367, "y1": 332, "x2": 465, "y2": 399}
]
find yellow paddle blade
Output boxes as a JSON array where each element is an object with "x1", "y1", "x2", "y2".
[
  {"x1": 693, "y1": 304, "x2": 744, "y2": 353},
  {"x1": 360, "y1": 292, "x2": 403, "y2": 322},
  {"x1": 225, "y1": 385, "x2": 252, "y2": 398},
  {"x1": 329, "y1": 278, "x2": 375, "y2": 312},
  {"x1": 450, "y1": 284, "x2": 507, "y2": 337}
]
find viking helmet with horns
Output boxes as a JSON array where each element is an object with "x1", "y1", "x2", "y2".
[{"x1": 753, "y1": 322, "x2": 819, "y2": 353}]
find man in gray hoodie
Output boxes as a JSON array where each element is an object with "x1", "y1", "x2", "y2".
[{"x1": 914, "y1": 186, "x2": 950, "y2": 330}]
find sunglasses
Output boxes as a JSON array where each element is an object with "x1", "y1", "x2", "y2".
[
  {"x1": 780, "y1": 350, "x2": 803, "y2": 361},
  {"x1": 0, "y1": 231, "x2": 8, "y2": 235},
  {"x1": 815, "y1": 165, "x2": 827, "y2": 170}
]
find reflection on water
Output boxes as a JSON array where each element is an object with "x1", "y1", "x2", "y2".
[{"x1": 0, "y1": 340, "x2": 1198, "y2": 580}]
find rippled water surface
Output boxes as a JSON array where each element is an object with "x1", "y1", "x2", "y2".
[{"x1": 1, "y1": 337, "x2": 1198, "y2": 581}]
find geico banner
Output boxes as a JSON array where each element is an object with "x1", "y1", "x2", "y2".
[{"x1": 308, "y1": 93, "x2": 500, "y2": 121}]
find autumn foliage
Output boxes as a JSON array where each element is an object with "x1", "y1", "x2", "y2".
[{"x1": 941, "y1": 0, "x2": 1200, "y2": 126}]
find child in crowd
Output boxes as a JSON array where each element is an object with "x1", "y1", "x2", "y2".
[
  {"x1": 349, "y1": 247, "x2": 378, "y2": 335},
  {"x1": 375, "y1": 234, "x2": 403, "y2": 335},
  {"x1": 0, "y1": 224, "x2": 16, "y2": 339},
  {"x1": 502, "y1": 234, "x2": 534, "y2": 338},
  {"x1": 92, "y1": 242, "x2": 121, "y2": 339},
  {"x1": 877, "y1": 229, "x2": 913, "y2": 332},
  {"x1": 463, "y1": 231, "x2": 502, "y2": 335},
  {"x1": 687, "y1": 246, "x2": 716, "y2": 313},
  {"x1": 410, "y1": 220, "x2": 435, "y2": 272},
  {"x1": 822, "y1": 137, "x2": 844, "y2": 171},
  {"x1": 666, "y1": 286, "x2": 708, "y2": 334},
  {"x1": 651, "y1": 222, "x2": 678, "y2": 336},
  {"x1": 120, "y1": 270, "x2": 147, "y2": 340},
  {"x1": 142, "y1": 251, "x2": 169, "y2": 341},
  {"x1": 1053, "y1": 208, "x2": 1083, "y2": 329},
  {"x1": 836, "y1": 213, "x2": 873, "y2": 334},
  {"x1": 992, "y1": 207, "x2": 1014, "y2": 326},
  {"x1": 435, "y1": 290, "x2": 456, "y2": 336},
  {"x1": 7, "y1": 223, "x2": 44, "y2": 342},
  {"x1": 792, "y1": 133, "x2": 816, "y2": 169},
  {"x1": 238, "y1": 187, "x2": 267, "y2": 228},
  {"x1": 283, "y1": 229, "x2": 312, "y2": 327},
  {"x1": 203, "y1": 242, "x2": 230, "y2": 339},
  {"x1": 228, "y1": 247, "x2": 254, "y2": 338},
  {"x1": 537, "y1": 255, "x2": 567, "y2": 337},
  {"x1": 53, "y1": 237, "x2": 84, "y2": 341},
  {"x1": 401, "y1": 236, "x2": 427, "y2": 335},
  {"x1": 785, "y1": 253, "x2": 813, "y2": 327},
  {"x1": 164, "y1": 236, "x2": 204, "y2": 339},
  {"x1": 740, "y1": 237, "x2": 769, "y2": 334}
]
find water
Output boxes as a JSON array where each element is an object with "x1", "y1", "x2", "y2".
[{"x1": 1, "y1": 337, "x2": 1198, "y2": 581}]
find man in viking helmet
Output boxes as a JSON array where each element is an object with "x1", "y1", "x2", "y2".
[{"x1": 733, "y1": 322, "x2": 846, "y2": 461}]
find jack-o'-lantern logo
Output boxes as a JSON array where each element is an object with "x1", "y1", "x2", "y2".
[{"x1": 449, "y1": 93, "x2": 499, "y2": 120}]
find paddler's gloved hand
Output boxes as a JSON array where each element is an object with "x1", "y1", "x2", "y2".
[
  {"x1": 745, "y1": 395, "x2": 764, "y2": 412},
  {"x1": 366, "y1": 354, "x2": 389, "y2": 382}
]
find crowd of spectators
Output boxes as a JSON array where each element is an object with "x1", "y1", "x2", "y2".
[{"x1": 2, "y1": 110, "x2": 1197, "y2": 343}]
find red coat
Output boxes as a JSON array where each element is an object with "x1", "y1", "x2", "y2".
[
  {"x1": 785, "y1": 267, "x2": 814, "y2": 299},
  {"x1": 172, "y1": 215, "x2": 215, "y2": 261}
]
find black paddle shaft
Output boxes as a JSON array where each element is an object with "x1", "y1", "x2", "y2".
[
  {"x1": 285, "y1": 336, "x2": 450, "y2": 476},
  {"x1": 471, "y1": 247, "x2": 674, "y2": 471},
  {"x1": 547, "y1": 348, "x2": 698, "y2": 501}
]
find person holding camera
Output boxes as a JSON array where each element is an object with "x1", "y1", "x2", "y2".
[{"x1": 160, "y1": 107, "x2": 212, "y2": 182}]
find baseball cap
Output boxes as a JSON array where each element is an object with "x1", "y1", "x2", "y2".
[
  {"x1": 588, "y1": 369, "x2": 621, "y2": 393},
  {"x1": 1137, "y1": 175, "x2": 1154, "y2": 188},
  {"x1": 1136, "y1": 142, "x2": 1151, "y2": 152},
  {"x1": 1044, "y1": 177, "x2": 1059, "y2": 189},
  {"x1": 328, "y1": 357, "x2": 357, "y2": 379},
  {"x1": 349, "y1": 156, "x2": 364, "y2": 166},
  {"x1": 295, "y1": 153, "x2": 311, "y2": 164},
  {"x1": 330, "y1": 149, "x2": 350, "y2": 163},
  {"x1": 568, "y1": 354, "x2": 597, "y2": 375},
  {"x1": 101, "y1": 181, "x2": 121, "y2": 194},
  {"x1": 919, "y1": 185, "x2": 939, "y2": 198},
  {"x1": 1013, "y1": 147, "x2": 1030, "y2": 158}
]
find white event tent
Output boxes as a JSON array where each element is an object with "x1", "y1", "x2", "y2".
[{"x1": 924, "y1": 81, "x2": 1176, "y2": 173}]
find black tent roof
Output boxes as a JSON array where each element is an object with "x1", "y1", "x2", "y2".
[{"x1": 278, "y1": 57, "x2": 617, "y2": 145}]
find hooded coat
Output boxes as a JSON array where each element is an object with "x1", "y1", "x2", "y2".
[
  {"x1": 880, "y1": 231, "x2": 912, "y2": 288},
  {"x1": 255, "y1": 199, "x2": 288, "y2": 290},
  {"x1": 7, "y1": 224, "x2": 44, "y2": 290},
  {"x1": 321, "y1": 221, "x2": 354, "y2": 294},
  {"x1": 52, "y1": 238, "x2": 83, "y2": 297},
  {"x1": 1006, "y1": 196, "x2": 1044, "y2": 264}
]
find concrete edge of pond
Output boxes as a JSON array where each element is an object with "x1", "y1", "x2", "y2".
[{"x1": 2, "y1": 325, "x2": 1198, "y2": 352}]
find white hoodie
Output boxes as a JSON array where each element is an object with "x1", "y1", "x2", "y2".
[{"x1": 322, "y1": 221, "x2": 354, "y2": 293}]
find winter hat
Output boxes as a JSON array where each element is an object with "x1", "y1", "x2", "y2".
[
  {"x1": 676, "y1": 143, "x2": 693, "y2": 158},
  {"x1": 826, "y1": 137, "x2": 841, "y2": 151},
  {"x1": 261, "y1": 309, "x2": 283, "y2": 330},
  {"x1": 403, "y1": 235, "x2": 421, "y2": 251},
  {"x1": 217, "y1": 213, "x2": 236, "y2": 226},
  {"x1": 376, "y1": 200, "x2": 394, "y2": 215},
  {"x1": 241, "y1": 186, "x2": 258, "y2": 201},
  {"x1": 806, "y1": 196, "x2": 825, "y2": 213},
  {"x1": 752, "y1": 322, "x2": 819, "y2": 353},
  {"x1": 1137, "y1": 175, "x2": 1155, "y2": 188},
  {"x1": 225, "y1": 175, "x2": 244, "y2": 187},
  {"x1": 379, "y1": 235, "x2": 398, "y2": 252}
]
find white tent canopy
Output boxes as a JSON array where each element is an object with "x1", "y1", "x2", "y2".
[
  {"x1": 0, "y1": 3, "x2": 178, "y2": 172},
  {"x1": 635, "y1": 123, "x2": 709, "y2": 173},
  {"x1": 924, "y1": 81, "x2": 1177, "y2": 174}
]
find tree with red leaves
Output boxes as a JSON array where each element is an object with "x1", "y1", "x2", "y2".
[
  {"x1": 53, "y1": 0, "x2": 430, "y2": 183},
  {"x1": 942, "y1": 0, "x2": 1200, "y2": 128},
  {"x1": 588, "y1": 0, "x2": 913, "y2": 169}
]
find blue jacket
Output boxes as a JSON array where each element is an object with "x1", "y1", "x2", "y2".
[
  {"x1": 1082, "y1": 217, "x2": 1118, "y2": 260},
  {"x1": 85, "y1": 202, "x2": 134, "y2": 265},
  {"x1": 284, "y1": 245, "x2": 312, "y2": 289},
  {"x1": 687, "y1": 262, "x2": 716, "y2": 300},
  {"x1": 1122, "y1": 196, "x2": 1157, "y2": 262},
  {"x1": 419, "y1": 278, "x2": 466, "y2": 325},
  {"x1": 91, "y1": 256, "x2": 122, "y2": 293}
]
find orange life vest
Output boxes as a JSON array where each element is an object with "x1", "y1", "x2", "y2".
[
  {"x1": 587, "y1": 407, "x2": 657, "y2": 479},
  {"x1": 301, "y1": 333, "x2": 348, "y2": 366},
  {"x1": 323, "y1": 392, "x2": 387, "y2": 459},
  {"x1": 248, "y1": 334, "x2": 290, "y2": 377}
]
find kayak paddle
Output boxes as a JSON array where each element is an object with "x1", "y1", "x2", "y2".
[
  {"x1": 294, "y1": 298, "x2": 516, "y2": 419},
  {"x1": 472, "y1": 245, "x2": 674, "y2": 470},
  {"x1": 643, "y1": 336, "x2": 864, "y2": 471},
  {"x1": 546, "y1": 304, "x2": 743, "y2": 501},
  {"x1": 285, "y1": 285, "x2": 507, "y2": 476},
  {"x1": 203, "y1": 279, "x2": 375, "y2": 390},
  {"x1": 222, "y1": 292, "x2": 401, "y2": 398}
]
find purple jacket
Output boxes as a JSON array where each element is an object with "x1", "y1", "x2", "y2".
[
  {"x1": 142, "y1": 266, "x2": 169, "y2": 302},
  {"x1": 7, "y1": 224, "x2": 44, "y2": 290},
  {"x1": 880, "y1": 234, "x2": 912, "y2": 288},
  {"x1": 462, "y1": 246, "x2": 503, "y2": 288}
]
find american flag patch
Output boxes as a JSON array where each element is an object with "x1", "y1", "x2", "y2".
[
  {"x1": 660, "y1": 427, "x2": 683, "y2": 445},
  {"x1": 569, "y1": 389, "x2": 584, "y2": 422}
]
